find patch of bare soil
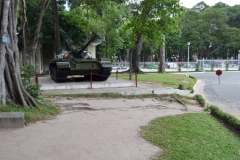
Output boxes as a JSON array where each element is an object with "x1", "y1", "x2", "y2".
[{"x1": 0, "y1": 97, "x2": 204, "y2": 160}]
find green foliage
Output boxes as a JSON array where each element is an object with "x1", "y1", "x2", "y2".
[
  {"x1": 67, "y1": 1, "x2": 130, "y2": 58},
  {"x1": 225, "y1": 62, "x2": 229, "y2": 71},
  {"x1": 177, "y1": 63, "x2": 182, "y2": 72},
  {"x1": 195, "y1": 94, "x2": 205, "y2": 107},
  {"x1": 188, "y1": 75, "x2": 197, "y2": 93},
  {"x1": 195, "y1": 63, "x2": 199, "y2": 71},
  {"x1": 226, "y1": 5, "x2": 240, "y2": 28},
  {"x1": 207, "y1": 105, "x2": 240, "y2": 131},
  {"x1": 58, "y1": 11, "x2": 86, "y2": 46},
  {"x1": 20, "y1": 65, "x2": 41, "y2": 99},
  {"x1": 24, "y1": 0, "x2": 240, "y2": 63},
  {"x1": 126, "y1": 0, "x2": 185, "y2": 48},
  {"x1": 112, "y1": 73, "x2": 197, "y2": 92},
  {"x1": 140, "y1": 113, "x2": 240, "y2": 159},
  {"x1": 0, "y1": 101, "x2": 60, "y2": 124},
  {"x1": 178, "y1": 7, "x2": 230, "y2": 59},
  {"x1": 211, "y1": 63, "x2": 215, "y2": 71}
]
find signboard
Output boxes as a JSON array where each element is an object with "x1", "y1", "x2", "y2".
[
  {"x1": 2, "y1": 36, "x2": 10, "y2": 44},
  {"x1": 216, "y1": 70, "x2": 222, "y2": 76}
]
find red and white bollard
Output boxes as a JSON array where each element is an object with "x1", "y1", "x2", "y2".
[
  {"x1": 90, "y1": 72, "x2": 92, "y2": 89},
  {"x1": 116, "y1": 70, "x2": 118, "y2": 80},
  {"x1": 135, "y1": 72, "x2": 138, "y2": 87},
  {"x1": 35, "y1": 72, "x2": 38, "y2": 84}
]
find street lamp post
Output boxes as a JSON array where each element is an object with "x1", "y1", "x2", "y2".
[
  {"x1": 238, "y1": 50, "x2": 240, "y2": 70},
  {"x1": 187, "y1": 42, "x2": 190, "y2": 77}
]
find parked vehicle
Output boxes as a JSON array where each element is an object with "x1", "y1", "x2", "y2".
[
  {"x1": 112, "y1": 65, "x2": 121, "y2": 70},
  {"x1": 120, "y1": 65, "x2": 127, "y2": 69},
  {"x1": 204, "y1": 64, "x2": 211, "y2": 68},
  {"x1": 147, "y1": 65, "x2": 159, "y2": 69}
]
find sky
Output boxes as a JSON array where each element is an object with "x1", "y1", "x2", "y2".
[{"x1": 180, "y1": 0, "x2": 240, "y2": 8}]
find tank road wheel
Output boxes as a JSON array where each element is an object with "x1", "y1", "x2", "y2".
[
  {"x1": 92, "y1": 73, "x2": 108, "y2": 81},
  {"x1": 84, "y1": 74, "x2": 90, "y2": 81},
  {"x1": 53, "y1": 68, "x2": 69, "y2": 83},
  {"x1": 93, "y1": 69, "x2": 111, "y2": 81},
  {"x1": 50, "y1": 67, "x2": 55, "y2": 80}
]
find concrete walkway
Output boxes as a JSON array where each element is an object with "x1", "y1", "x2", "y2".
[
  {"x1": 0, "y1": 77, "x2": 200, "y2": 160},
  {"x1": 40, "y1": 77, "x2": 195, "y2": 98}
]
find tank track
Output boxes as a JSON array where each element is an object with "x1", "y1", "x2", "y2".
[
  {"x1": 94, "y1": 67, "x2": 112, "y2": 81},
  {"x1": 50, "y1": 67, "x2": 69, "y2": 82},
  {"x1": 84, "y1": 67, "x2": 112, "y2": 81}
]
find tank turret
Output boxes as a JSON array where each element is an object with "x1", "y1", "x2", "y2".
[{"x1": 49, "y1": 33, "x2": 112, "y2": 82}]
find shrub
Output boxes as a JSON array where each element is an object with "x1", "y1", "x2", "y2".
[
  {"x1": 178, "y1": 63, "x2": 182, "y2": 72},
  {"x1": 211, "y1": 63, "x2": 214, "y2": 71},
  {"x1": 225, "y1": 62, "x2": 229, "y2": 71},
  {"x1": 195, "y1": 63, "x2": 199, "y2": 71},
  {"x1": 20, "y1": 65, "x2": 41, "y2": 99},
  {"x1": 196, "y1": 94, "x2": 205, "y2": 107},
  {"x1": 207, "y1": 105, "x2": 240, "y2": 131}
]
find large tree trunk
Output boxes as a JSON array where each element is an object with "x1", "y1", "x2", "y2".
[
  {"x1": 132, "y1": 34, "x2": 143, "y2": 73},
  {"x1": 159, "y1": 35, "x2": 165, "y2": 73},
  {"x1": 0, "y1": 0, "x2": 38, "y2": 107},
  {"x1": 20, "y1": 0, "x2": 29, "y2": 67},
  {"x1": 21, "y1": 0, "x2": 50, "y2": 66},
  {"x1": 52, "y1": 0, "x2": 61, "y2": 55}
]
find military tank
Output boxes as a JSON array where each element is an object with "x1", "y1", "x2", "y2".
[{"x1": 49, "y1": 33, "x2": 112, "y2": 82}]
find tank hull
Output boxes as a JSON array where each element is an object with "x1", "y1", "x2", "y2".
[
  {"x1": 49, "y1": 59, "x2": 112, "y2": 82},
  {"x1": 49, "y1": 33, "x2": 112, "y2": 82}
]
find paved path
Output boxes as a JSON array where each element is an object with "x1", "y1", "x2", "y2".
[
  {"x1": 1, "y1": 73, "x2": 239, "y2": 160},
  {"x1": 192, "y1": 71, "x2": 240, "y2": 119},
  {"x1": 0, "y1": 77, "x2": 200, "y2": 160},
  {"x1": 40, "y1": 77, "x2": 195, "y2": 98}
]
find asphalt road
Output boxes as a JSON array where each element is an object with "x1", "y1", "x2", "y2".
[{"x1": 190, "y1": 71, "x2": 240, "y2": 110}]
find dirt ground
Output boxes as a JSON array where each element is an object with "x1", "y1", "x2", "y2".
[{"x1": 0, "y1": 96, "x2": 204, "y2": 160}]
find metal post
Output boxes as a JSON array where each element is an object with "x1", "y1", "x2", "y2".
[
  {"x1": 135, "y1": 72, "x2": 138, "y2": 87},
  {"x1": 116, "y1": 70, "x2": 118, "y2": 80},
  {"x1": 238, "y1": 50, "x2": 240, "y2": 70},
  {"x1": 35, "y1": 72, "x2": 38, "y2": 84},
  {"x1": 203, "y1": 58, "x2": 205, "y2": 72},
  {"x1": 90, "y1": 72, "x2": 92, "y2": 89}
]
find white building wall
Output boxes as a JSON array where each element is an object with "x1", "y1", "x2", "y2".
[{"x1": 88, "y1": 44, "x2": 96, "y2": 58}]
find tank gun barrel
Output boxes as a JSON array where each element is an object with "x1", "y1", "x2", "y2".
[{"x1": 78, "y1": 33, "x2": 99, "y2": 54}]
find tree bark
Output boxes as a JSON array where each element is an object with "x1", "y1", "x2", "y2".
[
  {"x1": 159, "y1": 35, "x2": 166, "y2": 73},
  {"x1": 0, "y1": 0, "x2": 38, "y2": 107},
  {"x1": 21, "y1": 0, "x2": 50, "y2": 66},
  {"x1": 132, "y1": 34, "x2": 142, "y2": 73},
  {"x1": 52, "y1": 0, "x2": 61, "y2": 55},
  {"x1": 129, "y1": 49, "x2": 132, "y2": 80},
  {"x1": 20, "y1": 0, "x2": 29, "y2": 67}
]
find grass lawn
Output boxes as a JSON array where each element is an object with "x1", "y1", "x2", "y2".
[
  {"x1": 140, "y1": 113, "x2": 240, "y2": 159},
  {"x1": 0, "y1": 99, "x2": 61, "y2": 124},
  {"x1": 112, "y1": 73, "x2": 197, "y2": 91}
]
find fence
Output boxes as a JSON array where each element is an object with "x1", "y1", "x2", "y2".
[
  {"x1": 113, "y1": 59, "x2": 240, "y2": 70},
  {"x1": 196, "y1": 59, "x2": 240, "y2": 70}
]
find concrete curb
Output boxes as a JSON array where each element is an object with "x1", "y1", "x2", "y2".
[{"x1": 0, "y1": 112, "x2": 25, "y2": 128}]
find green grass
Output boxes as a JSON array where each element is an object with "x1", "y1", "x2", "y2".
[
  {"x1": 112, "y1": 73, "x2": 197, "y2": 91},
  {"x1": 140, "y1": 113, "x2": 240, "y2": 159},
  {"x1": 0, "y1": 99, "x2": 61, "y2": 124}
]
